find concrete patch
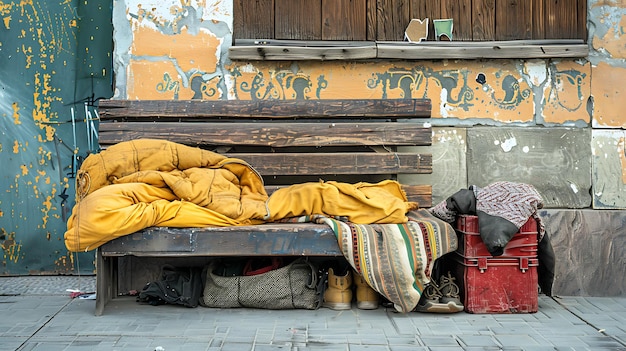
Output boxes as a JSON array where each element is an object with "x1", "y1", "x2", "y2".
[
  {"x1": 399, "y1": 127, "x2": 467, "y2": 206},
  {"x1": 467, "y1": 127, "x2": 592, "y2": 208},
  {"x1": 540, "y1": 209, "x2": 626, "y2": 297},
  {"x1": 592, "y1": 130, "x2": 626, "y2": 209}
]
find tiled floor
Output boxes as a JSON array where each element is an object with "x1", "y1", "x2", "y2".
[{"x1": 0, "y1": 276, "x2": 625, "y2": 351}]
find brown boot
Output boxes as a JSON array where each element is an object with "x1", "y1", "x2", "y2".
[
  {"x1": 323, "y1": 268, "x2": 353, "y2": 310},
  {"x1": 354, "y1": 271, "x2": 379, "y2": 310}
]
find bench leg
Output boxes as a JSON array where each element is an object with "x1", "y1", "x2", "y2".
[{"x1": 95, "y1": 248, "x2": 114, "y2": 316}]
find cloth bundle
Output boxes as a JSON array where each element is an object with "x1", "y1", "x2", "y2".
[
  {"x1": 429, "y1": 181, "x2": 555, "y2": 296},
  {"x1": 65, "y1": 139, "x2": 417, "y2": 252}
]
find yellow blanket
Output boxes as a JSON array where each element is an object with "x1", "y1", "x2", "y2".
[{"x1": 65, "y1": 139, "x2": 418, "y2": 252}]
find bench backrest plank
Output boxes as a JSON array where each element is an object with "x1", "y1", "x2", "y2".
[
  {"x1": 97, "y1": 98, "x2": 433, "y2": 207},
  {"x1": 98, "y1": 122, "x2": 432, "y2": 147},
  {"x1": 98, "y1": 99, "x2": 432, "y2": 119},
  {"x1": 232, "y1": 152, "x2": 430, "y2": 175}
]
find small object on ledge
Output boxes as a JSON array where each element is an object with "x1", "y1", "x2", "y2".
[
  {"x1": 405, "y1": 18, "x2": 429, "y2": 43},
  {"x1": 433, "y1": 19, "x2": 453, "y2": 41}
]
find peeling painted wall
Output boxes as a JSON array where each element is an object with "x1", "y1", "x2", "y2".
[
  {"x1": 589, "y1": 1, "x2": 626, "y2": 129},
  {"x1": 0, "y1": 0, "x2": 112, "y2": 275},
  {"x1": 109, "y1": 0, "x2": 624, "y2": 200},
  {"x1": 1, "y1": 0, "x2": 625, "y2": 277},
  {"x1": 112, "y1": 1, "x2": 596, "y2": 126}
]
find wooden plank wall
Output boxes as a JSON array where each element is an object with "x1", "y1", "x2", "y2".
[
  {"x1": 471, "y1": 0, "x2": 495, "y2": 41},
  {"x1": 275, "y1": 0, "x2": 321, "y2": 40},
  {"x1": 233, "y1": 0, "x2": 274, "y2": 40},
  {"x1": 375, "y1": 0, "x2": 410, "y2": 41},
  {"x1": 496, "y1": 0, "x2": 532, "y2": 40},
  {"x1": 544, "y1": 0, "x2": 579, "y2": 39},
  {"x1": 322, "y1": 0, "x2": 367, "y2": 40},
  {"x1": 235, "y1": 0, "x2": 587, "y2": 42},
  {"x1": 441, "y1": 0, "x2": 472, "y2": 41}
]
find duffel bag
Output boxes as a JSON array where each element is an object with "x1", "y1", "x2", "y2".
[{"x1": 200, "y1": 258, "x2": 322, "y2": 310}]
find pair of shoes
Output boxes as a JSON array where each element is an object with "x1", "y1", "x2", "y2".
[
  {"x1": 322, "y1": 268, "x2": 379, "y2": 310},
  {"x1": 354, "y1": 272, "x2": 379, "y2": 310},
  {"x1": 414, "y1": 272, "x2": 464, "y2": 313}
]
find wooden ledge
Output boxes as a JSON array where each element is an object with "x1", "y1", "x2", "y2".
[{"x1": 229, "y1": 39, "x2": 589, "y2": 61}]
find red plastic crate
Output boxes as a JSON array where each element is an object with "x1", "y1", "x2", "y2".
[
  {"x1": 455, "y1": 215, "x2": 538, "y2": 258},
  {"x1": 452, "y1": 254, "x2": 539, "y2": 313}
]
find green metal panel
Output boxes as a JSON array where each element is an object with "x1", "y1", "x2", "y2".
[{"x1": 0, "y1": 0, "x2": 112, "y2": 275}]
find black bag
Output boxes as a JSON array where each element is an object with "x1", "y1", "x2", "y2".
[{"x1": 138, "y1": 265, "x2": 204, "y2": 308}]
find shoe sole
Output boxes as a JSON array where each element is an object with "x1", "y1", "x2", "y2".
[
  {"x1": 323, "y1": 302, "x2": 352, "y2": 310},
  {"x1": 357, "y1": 301, "x2": 378, "y2": 310},
  {"x1": 414, "y1": 300, "x2": 464, "y2": 313}
]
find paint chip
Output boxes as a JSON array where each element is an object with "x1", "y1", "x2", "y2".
[{"x1": 500, "y1": 137, "x2": 517, "y2": 152}]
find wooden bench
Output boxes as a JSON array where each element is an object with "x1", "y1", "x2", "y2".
[{"x1": 94, "y1": 98, "x2": 433, "y2": 315}]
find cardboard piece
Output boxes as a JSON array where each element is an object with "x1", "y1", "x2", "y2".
[{"x1": 405, "y1": 18, "x2": 429, "y2": 43}]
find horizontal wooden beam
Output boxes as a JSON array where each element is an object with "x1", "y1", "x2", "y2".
[
  {"x1": 376, "y1": 43, "x2": 589, "y2": 59},
  {"x1": 98, "y1": 99, "x2": 432, "y2": 120},
  {"x1": 98, "y1": 122, "x2": 432, "y2": 147},
  {"x1": 235, "y1": 39, "x2": 377, "y2": 46},
  {"x1": 228, "y1": 40, "x2": 589, "y2": 60},
  {"x1": 228, "y1": 44, "x2": 377, "y2": 60},
  {"x1": 231, "y1": 152, "x2": 431, "y2": 175}
]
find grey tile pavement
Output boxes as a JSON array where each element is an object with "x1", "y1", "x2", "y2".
[{"x1": 0, "y1": 275, "x2": 625, "y2": 351}]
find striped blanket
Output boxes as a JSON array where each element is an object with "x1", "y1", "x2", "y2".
[{"x1": 311, "y1": 209, "x2": 457, "y2": 312}]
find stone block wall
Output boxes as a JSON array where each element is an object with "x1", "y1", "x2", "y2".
[{"x1": 406, "y1": 127, "x2": 624, "y2": 296}]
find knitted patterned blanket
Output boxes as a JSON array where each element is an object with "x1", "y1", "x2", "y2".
[{"x1": 430, "y1": 181, "x2": 546, "y2": 241}]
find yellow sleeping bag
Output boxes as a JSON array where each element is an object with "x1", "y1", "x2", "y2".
[{"x1": 64, "y1": 139, "x2": 417, "y2": 252}]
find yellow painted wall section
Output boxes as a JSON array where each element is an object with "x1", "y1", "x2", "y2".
[
  {"x1": 591, "y1": 2, "x2": 626, "y2": 60},
  {"x1": 131, "y1": 26, "x2": 220, "y2": 73},
  {"x1": 128, "y1": 52, "x2": 590, "y2": 124},
  {"x1": 592, "y1": 62, "x2": 626, "y2": 128},
  {"x1": 233, "y1": 60, "x2": 588, "y2": 124},
  {"x1": 128, "y1": 60, "x2": 197, "y2": 100},
  {"x1": 224, "y1": 60, "x2": 549, "y2": 122},
  {"x1": 128, "y1": 26, "x2": 220, "y2": 100}
]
